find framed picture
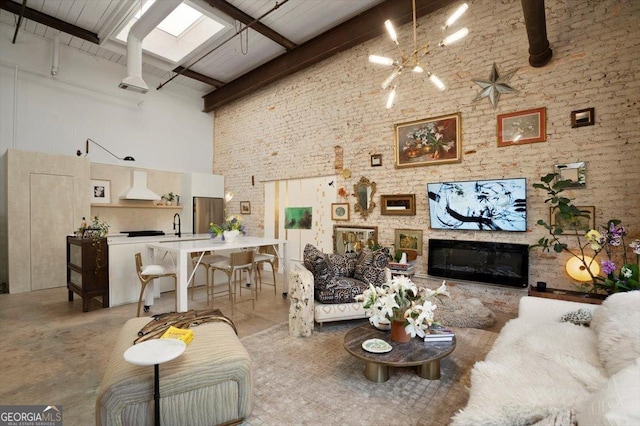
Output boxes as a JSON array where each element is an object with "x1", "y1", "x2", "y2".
[
  {"x1": 380, "y1": 194, "x2": 416, "y2": 216},
  {"x1": 331, "y1": 203, "x2": 350, "y2": 221},
  {"x1": 284, "y1": 207, "x2": 312, "y2": 229},
  {"x1": 550, "y1": 205, "x2": 595, "y2": 234},
  {"x1": 497, "y1": 107, "x2": 546, "y2": 146},
  {"x1": 370, "y1": 154, "x2": 382, "y2": 167},
  {"x1": 90, "y1": 179, "x2": 111, "y2": 204},
  {"x1": 240, "y1": 201, "x2": 251, "y2": 214},
  {"x1": 571, "y1": 107, "x2": 595, "y2": 128},
  {"x1": 394, "y1": 113, "x2": 461, "y2": 168},
  {"x1": 555, "y1": 162, "x2": 586, "y2": 188},
  {"x1": 394, "y1": 229, "x2": 423, "y2": 255}
]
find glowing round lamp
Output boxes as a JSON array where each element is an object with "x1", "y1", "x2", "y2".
[{"x1": 565, "y1": 256, "x2": 600, "y2": 282}]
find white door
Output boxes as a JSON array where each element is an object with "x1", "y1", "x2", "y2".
[{"x1": 30, "y1": 173, "x2": 75, "y2": 290}]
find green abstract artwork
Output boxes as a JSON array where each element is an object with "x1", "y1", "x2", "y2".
[{"x1": 285, "y1": 207, "x2": 312, "y2": 229}]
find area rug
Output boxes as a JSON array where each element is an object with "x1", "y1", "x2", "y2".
[{"x1": 240, "y1": 321, "x2": 498, "y2": 426}]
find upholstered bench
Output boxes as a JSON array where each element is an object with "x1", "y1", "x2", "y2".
[{"x1": 95, "y1": 317, "x2": 253, "y2": 426}]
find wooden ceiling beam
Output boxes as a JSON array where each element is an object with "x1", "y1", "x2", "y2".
[
  {"x1": 0, "y1": 0, "x2": 99, "y2": 44},
  {"x1": 203, "y1": 0, "x2": 455, "y2": 112},
  {"x1": 202, "y1": 0, "x2": 296, "y2": 50},
  {"x1": 172, "y1": 66, "x2": 225, "y2": 88}
]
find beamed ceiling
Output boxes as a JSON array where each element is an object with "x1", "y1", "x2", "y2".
[{"x1": 1, "y1": 0, "x2": 544, "y2": 112}]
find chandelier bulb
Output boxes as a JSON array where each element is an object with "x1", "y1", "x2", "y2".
[
  {"x1": 428, "y1": 72, "x2": 446, "y2": 91},
  {"x1": 412, "y1": 65, "x2": 424, "y2": 73},
  {"x1": 381, "y1": 68, "x2": 401, "y2": 90},
  {"x1": 369, "y1": 55, "x2": 395, "y2": 66},
  {"x1": 384, "y1": 20, "x2": 398, "y2": 44},
  {"x1": 442, "y1": 3, "x2": 468, "y2": 30},
  {"x1": 386, "y1": 87, "x2": 396, "y2": 109},
  {"x1": 439, "y1": 28, "x2": 469, "y2": 47}
]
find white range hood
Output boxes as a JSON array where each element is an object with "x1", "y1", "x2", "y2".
[{"x1": 121, "y1": 170, "x2": 161, "y2": 201}]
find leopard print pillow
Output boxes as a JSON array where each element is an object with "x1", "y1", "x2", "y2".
[{"x1": 560, "y1": 308, "x2": 592, "y2": 326}]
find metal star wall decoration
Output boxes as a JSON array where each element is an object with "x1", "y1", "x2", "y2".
[{"x1": 472, "y1": 62, "x2": 518, "y2": 109}]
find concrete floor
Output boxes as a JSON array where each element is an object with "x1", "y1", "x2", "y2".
[{"x1": 0, "y1": 275, "x2": 290, "y2": 425}]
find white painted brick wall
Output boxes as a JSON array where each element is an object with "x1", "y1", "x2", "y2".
[{"x1": 213, "y1": 0, "x2": 640, "y2": 312}]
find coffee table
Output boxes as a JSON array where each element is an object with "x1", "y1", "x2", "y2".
[{"x1": 343, "y1": 324, "x2": 456, "y2": 383}]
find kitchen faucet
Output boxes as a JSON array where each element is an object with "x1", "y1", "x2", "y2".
[{"x1": 173, "y1": 213, "x2": 181, "y2": 238}]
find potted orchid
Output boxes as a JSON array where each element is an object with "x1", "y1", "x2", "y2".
[
  {"x1": 356, "y1": 276, "x2": 450, "y2": 342},
  {"x1": 209, "y1": 214, "x2": 246, "y2": 242}
]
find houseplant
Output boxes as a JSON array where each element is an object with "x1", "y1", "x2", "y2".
[
  {"x1": 162, "y1": 192, "x2": 177, "y2": 206},
  {"x1": 530, "y1": 173, "x2": 639, "y2": 294},
  {"x1": 209, "y1": 214, "x2": 246, "y2": 242},
  {"x1": 356, "y1": 276, "x2": 450, "y2": 342},
  {"x1": 86, "y1": 216, "x2": 110, "y2": 271}
]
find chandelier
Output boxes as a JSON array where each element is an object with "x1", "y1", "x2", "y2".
[{"x1": 369, "y1": 1, "x2": 469, "y2": 108}]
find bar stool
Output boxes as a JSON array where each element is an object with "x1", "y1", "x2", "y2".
[
  {"x1": 134, "y1": 253, "x2": 177, "y2": 317},
  {"x1": 253, "y1": 247, "x2": 277, "y2": 297},
  {"x1": 209, "y1": 251, "x2": 255, "y2": 314},
  {"x1": 189, "y1": 251, "x2": 227, "y2": 300}
]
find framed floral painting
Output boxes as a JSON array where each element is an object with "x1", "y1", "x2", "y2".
[
  {"x1": 497, "y1": 107, "x2": 546, "y2": 146},
  {"x1": 394, "y1": 113, "x2": 461, "y2": 168}
]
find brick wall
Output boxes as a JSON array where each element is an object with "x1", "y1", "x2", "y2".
[{"x1": 213, "y1": 0, "x2": 640, "y2": 311}]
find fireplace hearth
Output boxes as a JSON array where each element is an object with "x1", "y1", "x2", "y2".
[{"x1": 427, "y1": 239, "x2": 529, "y2": 288}]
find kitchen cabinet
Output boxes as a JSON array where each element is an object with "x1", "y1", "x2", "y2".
[{"x1": 66, "y1": 236, "x2": 109, "y2": 312}]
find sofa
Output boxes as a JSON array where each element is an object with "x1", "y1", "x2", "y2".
[
  {"x1": 452, "y1": 291, "x2": 640, "y2": 426},
  {"x1": 289, "y1": 244, "x2": 389, "y2": 333},
  {"x1": 96, "y1": 317, "x2": 253, "y2": 426}
]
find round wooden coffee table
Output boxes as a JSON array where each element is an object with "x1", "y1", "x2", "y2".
[{"x1": 343, "y1": 324, "x2": 456, "y2": 383}]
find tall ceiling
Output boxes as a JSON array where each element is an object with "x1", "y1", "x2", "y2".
[{"x1": 0, "y1": 0, "x2": 463, "y2": 110}]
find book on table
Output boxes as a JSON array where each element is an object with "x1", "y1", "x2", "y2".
[
  {"x1": 424, "y1": 325, "x2": 454, "y2": 342},
  {"x1": 161, "y1": 326, "x2": 194, "y2": 345}
]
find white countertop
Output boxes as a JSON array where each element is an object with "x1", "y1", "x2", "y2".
[{"x1": 107, "y1": 233, "x2": 211, "y2": 245}]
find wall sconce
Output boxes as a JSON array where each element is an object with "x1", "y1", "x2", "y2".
[
  {"x1": 79, "y1": 138, "x2": 135, "y2": 161},
  {"x1": 565, "y1": 256, "x2": 600, "y2": 282},
  {"x1": 224, "y1": 191, "x2": 234, "y2": 202}
]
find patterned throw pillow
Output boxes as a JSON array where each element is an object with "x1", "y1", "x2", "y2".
[
  {"x1": 560, "y1": 308, "x2": 593, "y2": 326},
  {"x1": 303, "y1": 244, "x2": 331, "y2": 290},
  {"x1": 354, "y1": 247, "x2": 389, "y2": 285}
]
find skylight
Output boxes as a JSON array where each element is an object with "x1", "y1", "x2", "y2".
[{"x1": 114, "y1": 0, "x2": 228, "y2": 64}]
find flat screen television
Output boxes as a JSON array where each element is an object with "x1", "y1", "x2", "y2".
[{"x1": 427, "y1": 178, "x2": 526, "y2": 232}]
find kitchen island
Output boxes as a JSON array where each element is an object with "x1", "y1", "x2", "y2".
[
  {"x1": 107, "y1": 233, "x2": 211, "y2": 308},
  {"x1": 146, "y1": 236, "x2": 288, "y2": 312}
]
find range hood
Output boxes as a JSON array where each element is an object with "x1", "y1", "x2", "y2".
[{"x1": 121, "y1": 171, "x2": 161, "y2": 201}]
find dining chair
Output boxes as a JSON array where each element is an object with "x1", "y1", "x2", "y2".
[
  {"x1": 134, "y1": 252, "x2": 177, "y2": 317},
  {"x1": 209, "y1": 251, "x2": 255, "y2": 314}
]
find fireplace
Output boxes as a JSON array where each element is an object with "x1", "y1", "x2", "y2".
[{"x1": 427, "y1": 239, "x2": 528, "y2": 288}]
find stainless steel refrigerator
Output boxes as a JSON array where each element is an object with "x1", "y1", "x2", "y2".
[{"x1": 193, "y1": 197, "x2": 224, "y2": 234}]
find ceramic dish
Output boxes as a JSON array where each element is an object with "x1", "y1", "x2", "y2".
[
  {"x1": 362, "y1": 338, "x2": 393, "y2": 353},
  {"x1": 372, "y1": 320, "x2": 391, "y2": 331}
]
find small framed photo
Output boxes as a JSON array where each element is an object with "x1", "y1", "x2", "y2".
[
  {"x1": 571, "y1": 107, "x2": 595, "y2": 128},
  {"x1": 371, "y1": 154, "x2": 382, "y2": 167},
  {"x1": 331, "y1": 203, "x2": 350, "y2": 221},
  {"x1": 240, "y1": 201, "x2": 251, "y2": 214},
  {"x1": 550, "y1": 205, "x2": 595, "y2": 234},
  {"x1": 90, "y1": 179, "x2": 111, "y2": 204},
  {"x1": 394, "y1": 228, "x2": 423, "y2": 255},
  {"x1": 497, "y1": 107, "x2": 546, "y2": 146},
  {"x1": 381, "y1": 194, "x2": 416, "y2": 216}
]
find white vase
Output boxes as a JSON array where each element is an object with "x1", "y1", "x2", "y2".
[
  {"x1": 223, "y1": 229, "x2": 240, "y2": 242},
  {"x1": 400, "y1": 252, "x2": 408, "y2": 264}
]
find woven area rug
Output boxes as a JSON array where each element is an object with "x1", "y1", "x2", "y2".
[{"x1": 240, "y1": 321, "x2": 498, "y2": 426}]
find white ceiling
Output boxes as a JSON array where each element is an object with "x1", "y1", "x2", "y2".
[{"x1": 0, "y1": 0, "x2": 385, "y2": 93}]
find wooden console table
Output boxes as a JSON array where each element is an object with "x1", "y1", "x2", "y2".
[{"x1": 527, "y1": 285, "x2": 606, "y2": 305}]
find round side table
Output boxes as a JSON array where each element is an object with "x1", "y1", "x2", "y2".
[{"x1": 124, "y1": 339, "x2": 186, "y2": 426}]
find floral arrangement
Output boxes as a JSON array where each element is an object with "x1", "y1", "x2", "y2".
[
  {"x1": 356, "y1": 276, "x2": 450, "y2": 338},
  {"x1": 403, "y1": 123, "x2": 454, "y2": 159},
  {"x1": 209, "y1": 214, "x2": 246, "y2": 240},
  {"x1": 531, "y1": 173, "x2": 639, "y2": 294},
  {"x1": 584, "y1": 221, "x2": 640, "y2": 293}
]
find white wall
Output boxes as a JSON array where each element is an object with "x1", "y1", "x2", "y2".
[{"x1": 0, "y1": 24, "x2": 213, "y2": 173}]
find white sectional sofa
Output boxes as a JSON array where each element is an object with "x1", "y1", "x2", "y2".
[{"x1": 452, "y1": 291, "x2": 640, "y2": 426}]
